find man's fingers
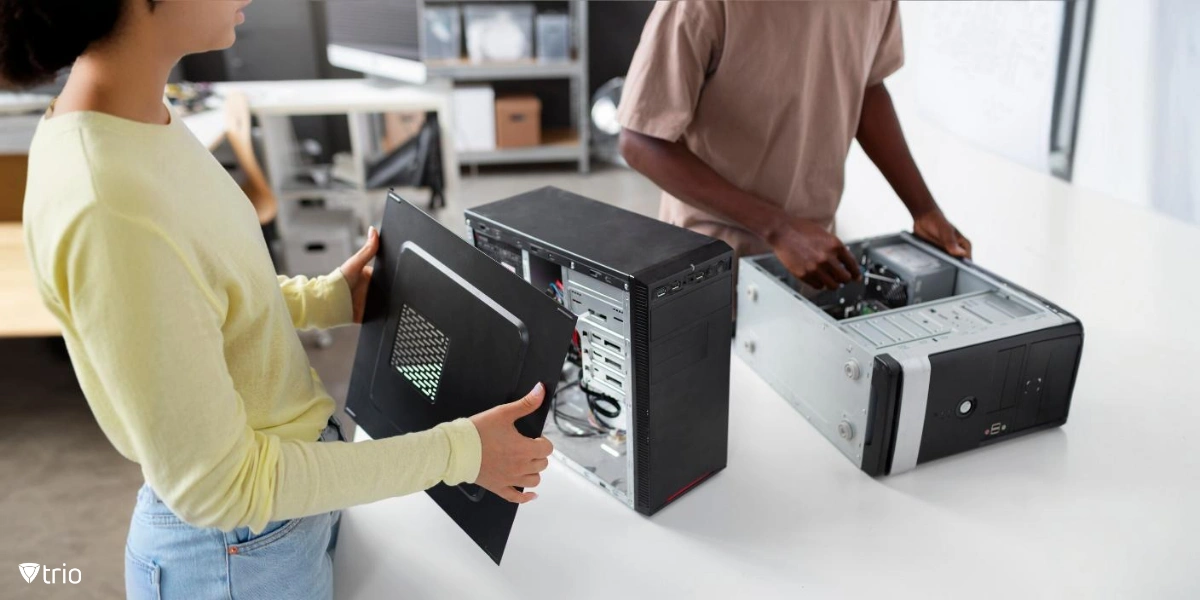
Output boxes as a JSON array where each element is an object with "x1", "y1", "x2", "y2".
[
  {"x1": 813, "y1": 268, "x2": 838, "y2": 290},
  {"x1": 800, "y1": 273, "x2": 825, "y2": 290},
  {"x1": 822, "y1": 260, "x2": 853, "y2": 285},
  {"x1": 494, "y1": 486, "x2": 537, "y2": 504},
  {"x1": 958, "y1": 233, "x2": 973, "y2": 259},
  {"x1": 836, "y1": 245, "x2": 862, "y2": 280},
  {"x1": 505, "y1": 382, "x2": 545, "y2": 419},
  {"x1": 530, "y1": 458, "x2": 550, "y2": 472},
  {"x1": 517, "y1": 473, "x2": 542, "y2": 488}
]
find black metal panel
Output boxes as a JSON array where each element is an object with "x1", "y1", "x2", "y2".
[
  {"x1": 631, "y1": 282, "x2": 653, "y2": 513},
  {"x1": 919, "y1": 323, "x2": 1084, "y2": 465},
  {"x1": 643, "y1": 274, "x2": 732, "y2": 514},
  {"x1": 862, "y1": 355, "x2": 902, "y2": 477},
  {"x1": 346, "y1": 192, "x2": 577, "y2": 564}
]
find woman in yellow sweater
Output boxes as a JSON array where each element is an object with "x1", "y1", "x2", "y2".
[{"x1": 4, "y1": 1, "x2": 552, "y2": 598}]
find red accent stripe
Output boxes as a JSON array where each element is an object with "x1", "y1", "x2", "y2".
[{"x1": 665, "y1": 471, "x2": 714, "y2": 505}]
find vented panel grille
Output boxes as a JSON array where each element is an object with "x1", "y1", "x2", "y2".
[
  {"x1": 390, "y1": 305, "x2": 450, "y2": 402},
  {"x1": 631, "y1": 282, "x2": 652, "y2": 512}
]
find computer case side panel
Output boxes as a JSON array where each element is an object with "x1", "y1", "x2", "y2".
[
  {"x1": 917, "y1": 321, "x2": 1085, "y2": 465},
  {"x1": 637, "y1": 269, "x2": 734, "y2": 515}
]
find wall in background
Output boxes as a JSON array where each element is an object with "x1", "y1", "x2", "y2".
[
  {"x1": 588, "y1": 3, "x2": 655, "y2": 97},
  {"x1": 1073, "y1": 0, "x2": 1198, "y2": 225}
]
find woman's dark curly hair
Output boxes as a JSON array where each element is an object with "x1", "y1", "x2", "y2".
[{"x1": 0, "y1": 0, "x2": 155, "y2": 88}]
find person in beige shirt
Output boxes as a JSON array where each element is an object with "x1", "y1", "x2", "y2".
[{"x1": 618, "y1": 1, "x2": 971, "y2": 290}]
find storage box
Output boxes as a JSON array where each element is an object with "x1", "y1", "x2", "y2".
[
  {"x1": 0, "y1": 155, "x2": 27, "y2": 222},
  {"x1": 535, "y1": 13, "x2": 570, "y2": 62},
  {"x1": 422, "y1": 5, "x2": 461, "y2": 61},
  {"x1": 282, "y1": 207, "x2": 357, "y2": 276},
  {"x1": 494, "y1": 94, "x2": 540, "y2": 148},
  {"x1": 452, "y1": 86, "x2": 496, "y2": 152},
  {"x1": 464, "y1": 3, "x2": 534, "y2": 62}
]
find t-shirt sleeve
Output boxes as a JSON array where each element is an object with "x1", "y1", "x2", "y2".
[
  {"x1": 867, "y1": 2, "x2": 905, "y2": 87},
  {"x1": 617, "y1": 0, "x2": 726, "y2": 141}
]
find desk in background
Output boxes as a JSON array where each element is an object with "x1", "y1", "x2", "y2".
[
  {"x1": 0, "y1": 108, "x2": 237, "y2": 339},
  {"x1": 333, "y1": 118, "x2": 1200, "y2": 599}
]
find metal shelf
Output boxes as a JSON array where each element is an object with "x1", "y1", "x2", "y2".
[
  {"x1": 420, "y1": 0, "x2": 590, "y2": 173},
  {"x1": 427, "y1": 59, "x2": 583, "y2": 82},
  {"x1": 460, "y1": 129, "x2": 582, "y2": 166}
]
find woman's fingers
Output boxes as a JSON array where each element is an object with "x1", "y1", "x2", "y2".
[{"x1": 494, "y1": 486, "x2": 537, "y2": 504}]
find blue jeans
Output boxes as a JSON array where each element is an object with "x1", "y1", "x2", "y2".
[{"x1": 125, "y1": 420, "x2": 344, "y2": 600}]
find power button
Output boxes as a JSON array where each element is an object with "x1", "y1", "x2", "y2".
[{"x1": 956, "y1": 397, "x2": 976, "y2": 418}]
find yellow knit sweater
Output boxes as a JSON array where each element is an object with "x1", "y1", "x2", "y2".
[{"x1": 22, "y1": 107, "x2": 480, "y2": 533}]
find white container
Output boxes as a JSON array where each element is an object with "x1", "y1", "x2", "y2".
[
  {"x1": 452, "y1": 86, "x2": 497, "y2": 152},
  {"x1": 283, "y1": 207, "x2": 357, "y2": 276},
  {"x1": 422, "y1": 5, "x2": 461, "y2": 61},
  {"x1": 536, "y1": 13, "x2": 570, "y2": 62},
  {"x1": 464, "y1": 4, "x2": 534, "y2": 62}
]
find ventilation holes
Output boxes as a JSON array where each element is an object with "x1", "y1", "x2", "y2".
[{"x1": 390, "y1": 305, "x2": 450, "y2": 403}]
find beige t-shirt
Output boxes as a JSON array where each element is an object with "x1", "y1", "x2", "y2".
[{"x1": 618, "y1": 0, "x2": 905, "y2": 257}]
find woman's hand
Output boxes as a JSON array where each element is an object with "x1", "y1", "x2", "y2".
[
  {"x1": 469, "y1": 383, "x2": 554, "y2": 504},
  {"x1": 913, "y1": 208, "x2": 972, "y2": 259},
  {"x1": 339, "y1": 227, "x2": 379, "y2": 324}
]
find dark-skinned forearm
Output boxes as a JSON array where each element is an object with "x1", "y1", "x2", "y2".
[
  {"x1": 856, "y1": 83, "x2": 939, "y2": 218},
  {"x1": 619, "y1": 129, "x2": 788, "y2": 245}
]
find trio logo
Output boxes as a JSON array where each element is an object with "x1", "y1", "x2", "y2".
[{"x1": 17, "y1": 562, "x2": 81, "y2": 585}]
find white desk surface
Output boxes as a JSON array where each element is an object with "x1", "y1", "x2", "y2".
[
  {"x1": 332, "y1": 119, "x2": 1200, "y2": 600},
  {"x1": 181, "y1": 109, "x2": 226, "y2": 152},
  {"x1": 211, "y1": 79, "x2": 451, "y2": 117}
]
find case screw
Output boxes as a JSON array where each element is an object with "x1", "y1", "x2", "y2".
[
  {"x1": 743, "y1": 339, "x2": 756, "y2": 354},
  {"x1": 838, "y1": 420, "x2": 855, "y2": 440},
  {"x1": 746, "y1": 284, "x2": 759, "y2": 302},
  {"x1": 844, "y1": 359, "x2": 861, "y2": 380}
]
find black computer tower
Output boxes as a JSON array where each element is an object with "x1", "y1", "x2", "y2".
[{"x1": 466, "y1": 187, "x2": 734, "y2": 515}]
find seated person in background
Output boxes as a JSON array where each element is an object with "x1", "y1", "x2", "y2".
[{"x1": 618, "y1": 0, "x2": 971, "y2": 290}]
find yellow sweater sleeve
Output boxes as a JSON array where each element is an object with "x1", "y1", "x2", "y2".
[
  {"x1": 277, "y1": 271, "x2": 355, "y2": 330},
  {"x1": 58, "y1": 206, "x2": 481, "y2": 532}
]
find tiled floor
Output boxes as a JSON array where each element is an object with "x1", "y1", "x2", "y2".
[{"x1": 0, "y1": 166, "x2": 660, "y2": 598}]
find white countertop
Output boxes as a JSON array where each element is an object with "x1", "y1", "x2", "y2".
[
  {"x1": 333, "y1": 120, "x2": 1200, "y2": 599},
  {"x1": 211, "y1": 79, "x2": 451, "y2": 117}
]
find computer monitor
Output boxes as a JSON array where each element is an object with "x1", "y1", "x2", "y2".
[{"x1": 324, "y1": 0, "x2": 428, "y2": 84}]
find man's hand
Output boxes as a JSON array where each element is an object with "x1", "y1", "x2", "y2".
[
  {"x1": 913, "y1": 209, "x2": 972, "y2": 259},
  {"x1": 469, "y1": 383, "x2": 554, "y2": 504},
  {"x1": 339, "y1": 227, "x2": 379, "y2": 324},
  {"x1": 769, "y1": 217, "x2": 862, "y2": 290}
]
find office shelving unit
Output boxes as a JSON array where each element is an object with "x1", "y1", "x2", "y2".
[{"x1": 423, "y1": 0, "x2": 589, "y2": 173}]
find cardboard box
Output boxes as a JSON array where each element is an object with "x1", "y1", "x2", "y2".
[
  {"x1": 0, "y1": 155, "x2": 28, "y2": 222},
  {"x1": 494, "y1": 95, "x2": 541, "y2": 148}
]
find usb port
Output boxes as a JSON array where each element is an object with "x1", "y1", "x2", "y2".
[
  {"x1": 670, "y1": 280, "x2": 682, "y2": 292},
  {"x1": 990, "y1": 423, "x2": 1002, "y2": 435}
]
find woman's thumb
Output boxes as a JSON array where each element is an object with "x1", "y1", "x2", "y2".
[{"x1": 507, "y1": 382, "x2": 545, "y2": 418}]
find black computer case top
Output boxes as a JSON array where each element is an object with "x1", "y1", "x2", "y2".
[
  {"x1": 465, "y1": 186, "x2": 732, "y2": 290},
  {"x1": 466, "y1": 187, "x2": 735, "y2": 516},
  {"x1": 346, "y1": 192, "x2": 577, "y2": 564}
]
